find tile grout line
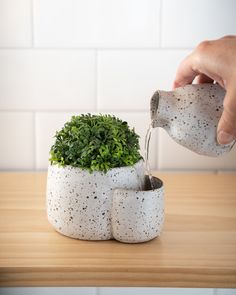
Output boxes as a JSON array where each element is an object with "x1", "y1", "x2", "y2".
[
  {"x1": 95, "y1": 49, "x2": 99, "y2": 111},
  {"x1": 30, "y1": 0, "x2": 35, "y2": 48},
  {"x1": 0, "y1": 47, "x2": 194, "y2": 51},
  {"x1": 0, "y1": 109, "x2": 150, "y2": 113},
  {"x1": 159, "y1": 0, "x2": 163, "y2": 48}
]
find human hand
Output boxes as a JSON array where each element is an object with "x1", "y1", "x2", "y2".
[{"x1": 173, "y1": 36, "x2": 236, "y2": 145}]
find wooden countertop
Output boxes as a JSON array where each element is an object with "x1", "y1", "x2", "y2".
[{"x1": 0, "y1": 172, "x2": 236, "y2": 287}]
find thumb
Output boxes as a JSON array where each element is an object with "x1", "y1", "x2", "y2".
[{"x1": 217, "y1": 90, "x2": 236, "y2": 145}]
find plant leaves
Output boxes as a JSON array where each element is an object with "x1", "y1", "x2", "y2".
[{"x1": 49, "y1": 114, "x2": 142, "y2": 173}]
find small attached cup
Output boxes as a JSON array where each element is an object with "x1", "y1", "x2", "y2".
[{"x1": 111, "y1": 176, "x2": 164, "y2": 243}]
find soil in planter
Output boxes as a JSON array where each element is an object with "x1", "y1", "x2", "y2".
[
  {"x1": 143, "y1": 174, "x2": 163, "y2": 190},
  {"x1": 144, "y1": 123, "x2": 155, "y2": 190}
]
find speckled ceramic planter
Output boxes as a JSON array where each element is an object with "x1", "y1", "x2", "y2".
[
  {"x1": 46, "y1": 160, "x2": 146, "y2": 241},
  {"x1": 112, "y1": 176, "x2": 164, "y2": 243},
  {"x1": 150, "y1": 83, "x2": 235, "y2": 157}
]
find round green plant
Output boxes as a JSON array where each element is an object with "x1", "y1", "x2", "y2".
[{"x1": 49, "y1": 114, "x2": 142, "y2": 173}]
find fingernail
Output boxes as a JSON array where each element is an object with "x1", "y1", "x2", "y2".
[{"x1": 217, "y1": 131, "x2": 235, "y2": 145}]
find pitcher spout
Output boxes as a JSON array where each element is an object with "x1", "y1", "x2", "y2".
[
  {"x1": 150, "y1": 90, "x2": 171, "y2": 129},
  {"x1": 150, "y1": 91, "x2": 159, "y2": 125}
]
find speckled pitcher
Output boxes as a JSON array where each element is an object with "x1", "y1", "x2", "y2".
[
  {"x1": 47, "y1": 161, "x2": 164, "y2": 243},
  {"x1": 150, "y1": 83, "x2": 235, "y2": 157}
]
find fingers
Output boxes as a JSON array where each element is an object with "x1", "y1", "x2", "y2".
[
  {"x1": 173, "y1": 40, "x2": 222, "y2": 89},
  {"x1": 173, "y1": 36, "x2": 236, "y2": 145},
  {"x1": 220, "y1": 35, "x2": 236, "y2": 40},
  {"x1": 194, "y1": 74, "x2": 214, "y2": 84},
  {"x1": 217, "y1": 89, "x2": 236, "y2": 144},
  {"x1": 172, "y1": 53, "x2": 199, "y2": 89}
]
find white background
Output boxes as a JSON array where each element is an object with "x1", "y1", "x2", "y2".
[{"x1": 0, "y1": 0, "x2": 236, "y2": 294}]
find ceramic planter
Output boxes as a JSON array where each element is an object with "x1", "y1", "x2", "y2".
[
  {"x1": 112, "y1": 176, "x2": 164, "y2": 243},
  {"x1": 47, "y1": 160, "x2": 144, "y2": 240},
  {"x1": 47, "y1": 161, "x2": 164, "y2": 243}
]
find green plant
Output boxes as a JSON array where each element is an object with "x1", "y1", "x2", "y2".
[{"x1": 49, "y1": 114, "x2": 142, "y2": 173}]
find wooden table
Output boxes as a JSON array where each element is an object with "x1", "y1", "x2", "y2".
[{"x1": 0, "y1": 172, "x2": 236, "y2": 287}]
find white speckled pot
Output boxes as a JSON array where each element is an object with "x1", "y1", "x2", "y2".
[
  {"x1": 150, "y1": 83, "x2": 235, "y2": 157},
  {"x1": 112, "y1": 176, "x2": 164, "y2": 243},
  {"x1": 47, "y1": 160, "x2": 149, "y2": 241}
]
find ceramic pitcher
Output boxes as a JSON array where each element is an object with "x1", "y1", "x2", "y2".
[{"x1": 150, "y1": 83, "x2": 235, "y2": 157}]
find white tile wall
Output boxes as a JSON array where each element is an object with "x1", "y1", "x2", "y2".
[
  {"x1": 157, "y1": 129, "x2": 236, "y2": 171},
  {"x1": 97, "y1": 50, "x2": 190, "y2": 111},
  {"x1": 0, "y1": 112, "x2": 34, "y2": 170},
  {"x1": 0, "y1": 50, "x2": 96, "y2": 110},
  {"x1": 0, "y1": 0, "x2": 32, "y2": 47},
  {"x1": 161, "y1": 0, "x2": 236, "y2": 48},
  {"x1": 0, "y1": 0, "x2": 236, "y2": 174},
  {"x1": 33, "y1": 0, "x2": 160, "y2": 48}
]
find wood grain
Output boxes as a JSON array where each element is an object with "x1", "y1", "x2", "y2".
[{"x1": 0, "y1": 172, "x2": 236, "y2": 287}]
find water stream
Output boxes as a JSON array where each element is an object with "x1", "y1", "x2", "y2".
[{"x1": 144, "y1": 123, "x2": 155, "y2": 190}]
